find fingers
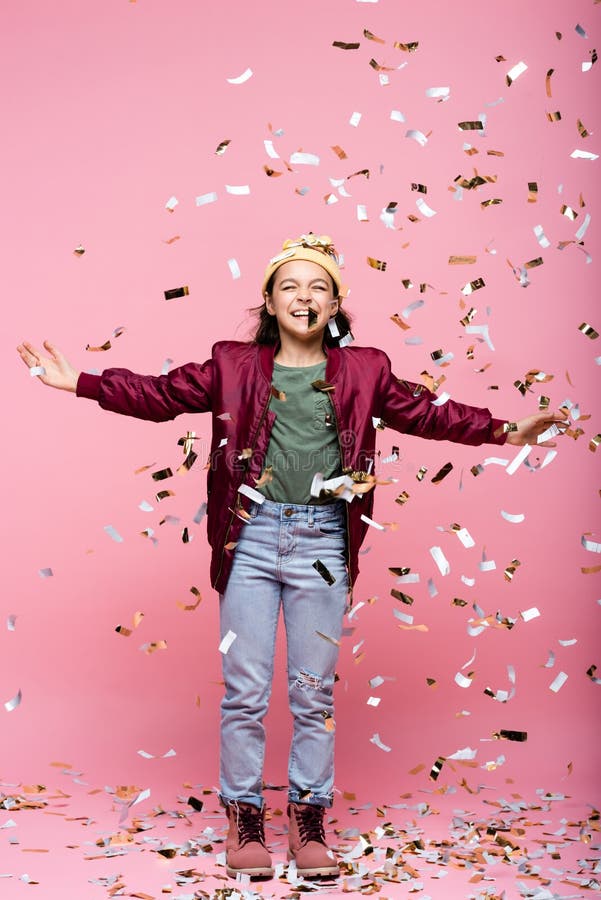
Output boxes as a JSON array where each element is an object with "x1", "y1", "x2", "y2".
[{"x1": 17, "y1": 341, "x2": 42, "y2": 367}]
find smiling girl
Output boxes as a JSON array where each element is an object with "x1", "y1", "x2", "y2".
[{"x1": 17, "y1": 234, "x2": 567, "y2": 880}]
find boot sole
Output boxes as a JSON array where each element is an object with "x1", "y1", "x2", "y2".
[
  {"x1": 226, "y1": 865, "x2": 274, "y2": 879},
  {"x1": 292, "y1": 865, "x2": 340, "y2": 878}
]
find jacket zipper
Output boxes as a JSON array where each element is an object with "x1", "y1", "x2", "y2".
[{"x1": 214, "y1": 388, "x2": 272, "y2": 589}]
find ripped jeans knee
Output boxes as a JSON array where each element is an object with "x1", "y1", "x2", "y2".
[{"x1": 294, "y1": 668, "x2": 323, "y2": 691}]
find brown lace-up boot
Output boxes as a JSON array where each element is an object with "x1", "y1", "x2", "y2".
[
  {"x1": 287, "y1": 802, "x2": 339, "y2": 877},
  {"x1": 225, "y1": 801, "x2": 273, "y2": 878}
]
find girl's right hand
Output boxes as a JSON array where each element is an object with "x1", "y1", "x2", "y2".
[{"x1": 16, "y1": 340, "x2": 80, "y2": 392}]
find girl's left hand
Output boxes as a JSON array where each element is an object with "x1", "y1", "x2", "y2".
[{"x1": 505, "y1": 411, "x2": 570, "y2": 447}]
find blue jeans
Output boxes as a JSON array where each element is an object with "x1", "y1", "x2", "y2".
[{"x1": 219, "y1": 499, "x2": 348, "y2": 809}]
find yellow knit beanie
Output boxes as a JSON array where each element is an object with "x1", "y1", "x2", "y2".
[{"x1": 261, "y1": 234, "x2": 344, "y2": 297}]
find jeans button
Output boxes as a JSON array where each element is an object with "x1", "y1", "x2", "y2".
[{"x1": 284, "y1": 508, "x2": 293, "y2": 517}]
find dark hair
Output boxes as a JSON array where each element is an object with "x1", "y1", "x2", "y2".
[{"x1": 250, "y1": 272, "x2": 353, "y2": 347}]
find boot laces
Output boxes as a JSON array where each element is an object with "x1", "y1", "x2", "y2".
[
  {"x1": 235, "y1": 803, "x2": 266, "y2": 848},
  {"x1": 296, "y1": 804, "x2": 326, "y2": 846}
]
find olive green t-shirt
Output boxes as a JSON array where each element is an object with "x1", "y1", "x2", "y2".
[{"x1": 260, "y1": 361, "x2": 341, "y2": 504}]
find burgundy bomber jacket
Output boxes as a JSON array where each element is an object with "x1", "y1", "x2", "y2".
[{"x1": 76, "y1": 341, "x2": 508, "y2": 594}]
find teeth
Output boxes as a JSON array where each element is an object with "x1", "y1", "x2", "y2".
[{"x1": 292, "y1": 311, "x2": 310, "y2": 317}]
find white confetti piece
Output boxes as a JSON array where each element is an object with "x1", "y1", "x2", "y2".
[
  {"x1": 406, "y1": 129, "x2": 428, "y2": 146},
  {"x1": 29, "y1": 365, "x2": 46, "y2": 377},
  {"x1": 264, "y1": 139, "x2": 279, "y2": 159},
  {"x1": 465, "y1": 323, "x2": 495, "y2": 351},
  {"x1": 361, "y1": 514, "x2": 385, "y2": 531},
  {"x1": 483, "y1": 456, "x2": 508, "y2": 467},
  {"x1": 195, "y1": 192, "x2": 218, "y2": 206},
  {"x1": 4, "y1": 689, "x2": 22, "y2": 712},
  {"x1": 104, "y1": 525, "x2": 124, "y2": 542},
  {"x1": 427, "y1": 578, "x2": 438, "y2": 597},
  {"x1": 165, "y1": 195, "x2": 178, "y2": 211},
  {"x1": 38, "y1": 567, "x2": 53, "y2": 578},
  {"x1": 543, "y1": 649, "x2": 556, "y2": 668},
  {"x1": 367, "y1": 696, "x2": 381, "y2": 707},
  {"x1": 506, "y1": 444, "x2": 532, "y2": 475},
  {"x1": 349, "y1": 111, "x2": 362, "y2": 127},
  {"x1": 558, "y1": 638, "x2": 577, "y2": 647},
  {"x1": 501, "y1": 510, "x2": 525, "y2": 523},
  {"x1": 431, "y1": 392, "x2": 451, "y2": 406},
  {"x1": 369, "y1": 675, "x2": 385, "y2": 688},
  {"x1": 227, "y1": 67, "x2": 253, "y2": 84},
  {"x1": 533, "y1": 224, "x2": 551, "y2": 248},
  {"x1": 461, "y1": 575, "x2": 476, "y2": 586},
  {"x1": 238, "y1": 483, "x2": 265, "y2": 505},
  {"x1": 393, "y1": 608, "x2": 414, "y2": 625},
  {"x1": 225, "y1": 184, "x2": 250, "y2": 195},
  {"x1": 426, "y1": 86, "x2": 450, "y2": 99},
  {"x1": 582, "y1": 534, "x2": 601, "y2": 553},
  {"x1": 227, "y1": 258, "x2": 241, "y2": 279},
  {"x1": 479, "y1": 558, "x2": 496, "y2": 572},
  {"x1": 370, "y1": 733, "x2": 391, "y2": 752},
  {"x1": 506, "y1": 60, "x2": 528, "y2": 84},
  {"x1": 379, "y1": 73, "x2": 389, "y2": 86},
  {"x1": 430, "y1": 546, "x2": 450, "y2": 575},
  {"x1": 289, "y1": 151, "x2": 320, "y2": 166},
  {"x1": 454, "y1": 526, "x2": 475, "y2": 548},
  {"x1": 521, "y1": 607, "x2": 540, "y2": 622},
  {"x1": 448, "y1": 746, "x2": 477, "y2": 760},
  {"x1": 139, "y1": 500, "x2": 153, "y2": 512},
  {"x1": 549, "y1": 671, "x2": 568, "y2": 693},
  {"x1": 462, "y1": 649, "x2": 477, "y2": 669},
  {"x1": 390, "y1": 109, "x2": 406, "y2": 122},
  {"x1": 402, "y1": 299, "x2": 424, "y2": 317},
  {"x1": 137, "y1": 748, "x2": 176, "y2": 759},
  {"x1": 455, "y1": 672, "x2": 473, "y2": 688},
  {"x1": 219, "y1": 630, "x2": 237, "y2": 654},
  {"x1": 357, "y1": 204, "x2": 369, "y2": 222},
  {"x1": 7, "y1": 615, "x2": 16, "y2": 631},
  {"x1": 416, "y1": 197, "x2": 437, "y2": 217},
  {"x1": 575, "y1": 213, "x2": 592, "y2": 241},
  {"x1": 570, "y1": 148, "x2": 598, "y2": 160},
  {"x1": 347, "y1": 601, "x2": 365, "y2": 620},
  {"x1": 161, "y1": 357, "x2": 174, "y2": 375}
]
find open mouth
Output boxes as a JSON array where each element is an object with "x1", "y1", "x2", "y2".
[{"x1": 291, "y1": 309, "x2": 319, "y2": 327}]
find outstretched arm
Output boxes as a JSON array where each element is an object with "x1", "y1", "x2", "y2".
[{"x1": 17, "y1": 340, "x2": 79, "y2": 391}]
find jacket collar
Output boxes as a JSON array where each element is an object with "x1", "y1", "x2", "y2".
[{"x1": 257, "y1": 341, "x2": 343, "y2": 383}]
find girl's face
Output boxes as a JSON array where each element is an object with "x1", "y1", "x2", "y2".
[{"x1": 264, "y1": 259, "x2": 339, "y2": 340}]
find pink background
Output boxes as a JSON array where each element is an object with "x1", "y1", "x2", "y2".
[{"x1": 2, "y1": 0, "x2": 599, "y2": 895}]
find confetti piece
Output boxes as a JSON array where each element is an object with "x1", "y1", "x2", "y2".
[
  {"x1": 390, "y1": 109, "x2": 405, "y2": 122},
  {"x1": 416, "y1": 197, "x2": 437, "y2": 217},
  {"x1": 6, "y1": 615, "x2": 16, "y2": 631},
  {"x1": 367, "y1": 697, "x2": 381, "y2": 707},
  {"x1": 29, "y1": 365, "x2": 46, "y2": 377},
  {"x1": 225, "y1": 184, "x2": 250, "y2": 195},
  {"x1": 505, "y1": 444, "x2": 532, "y2": 475},
  {"x1": 501, "y1": 510, "x2": 525, "y2": 524},
  {"x1": 104, "y1": 525, "x2": 124, "y2": 542},
  {"x1": 215, "y1": 139, "x2": 230, "y2": 155},
  {"x1": 312, "y1": 559, "x2": 336, "y2": 585},
  {"x1": 570, "y1": 149, "x2": 599, "y2": 160},
  {"x1": 533, "y1": 224, "x2": 551, "y2": 248},
  {"x1": 431, "y1": 462, "x2": 453, "y2": 484},
  {"x1": 370, "y1": 733, "x2": 391, "y2": 752},
  {"x1": 290, "y1": 151, "x2": 320, "y2": 165},
  {"x1": 195, "y1": 192, "x2": 218, "y2": 206},
  {"x1": 315, "y1": 631, "x2": 340, "y2": 647},
  {"x1": 549, "y1": 671, "x2": 568, "y2": 693},
  {"x1": 586, "y1": 665, "x2": 601, "y2": 685},
  {"x1": 165, "y1": 196, "x2": 178, "y2": 211},
  {"x1": 226, "y1": 67, "x2": 253, "y2": 84},
  {"x1": 506, "y1": 60, "x2": 528, "y2": 86},
  {"x1": 164, "y1": 286, "x2": 189, "y2": 300},
  {"x1": 139, "y1": 641, "x2": 167, "y2": 654},
  {"x1": 449, "y1": 255, "x2": 477, "y2": 264},
  {"x1": 333, "y1": 40, "x2": 360, "y2": 50},
  {"x1": 367, "y1": 256, "x2": 387, "y2": 271},
  {"x1": 426, "y1": 86, "x2": 450, "y2": 99},
  {"x1": 227, "y1": 258, "x2": 241, "y2": 279},
  {"x1": 73, "y1": 243, "x2": 85, "y2": 255},
  {"x1": 405, "y1": 129, "x2": 428, "y2": 146},
  {"x1": 218, "y1": 630, "x2": 237, "y2": 654},
  {"x1": 520, "y1": 607, "x2": 540, "y2": 622},
  {"x1": 4, "y1": 689, "x2": 22, "y2": 712},
  {"x1": 430, "y1": 546, "x2": 450, "y2": 576},
  {"x1": 361, "y1": 514, "x2": 385, "y2": 531},
  {"x1": 152, "y1": 467, "x2": 173, "y2": 481},
  {"x1": 579, "y1": 322, "x2": 599, "y2": 339}
]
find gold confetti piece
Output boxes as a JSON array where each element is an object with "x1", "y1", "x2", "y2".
[
  {"x1": 363, "y1": 28, "x2": 385, "y2": 43},
  {"x1": 587, "y1": 665, "x2": 601, "y2": 684},
  {"x1": 177, "y1": 587, "x2": 202, "y2": 612},
  {"x1": 460, "y1": 307, "x2": 477, "y2": 326},
  {"x1": 577, "y1": 118, "x2": 590, "y2": 138},
  {"x1": 215, "y1": 139, "x2": 230, "y2": 155},
  {"x1": 416, "y1": 465, "x2": 428, "y2": 481},
  {"x1": 176, "y1": 452, "x2": 198, "y2": 475},
  {"x1": 429, "y1": 756, "x2": 445, "y2": 781},
  {"x1": 85, "y1": 326, "x2": 126, "y2": 352},
  {"x1": 391, "y1": 313, "x2": 410, "y2": 330},
  {"x1": 449, "y1": 255, "x2": 477, "y2": 265},
  {"x1": 270, "y1": 385, "x2": 286, "y2": 401},
  {"x1": 411, "y1": 182, "x2": 427, "y2": 193},
  {"x1": 321, "y1": 710, "x2": 336, "y2": 732},
  {"x1": 332, "y1": 40, "x2": 361, "y2": 50},
  {"x1": 163, "y1": 286, "x2": 189, "y2": 300},
  {"x1": 394, "y1": 41, "x2": 419, "y2": 52},
  {"x1": 395, "y1": 491, "x2": 410, "y2": 506},
  {"x1": 347, "y1": 167, "x2": 370, "y2": 179},
  {"x1": 391, "y1": 589, "x2": 414, "y2": 605},
  {"x1": 495, "y1": 729, "x2": 527, "y2": 741},
  {"x1": 458, "y1": 120, "x2": 484, "y2": 131},
  {"x1": 367, "y1": 256, "x2": 387, "y2": 271},
  {"x1": 315, "y1": 630, "x2": 340, "y2": 647},
  {"x1": 140, "y1": 640, "x2": 168, "y2": 654},
  {"x1": 431, "y1": 462, "x2": 453, "y2": 484},
  {"x1": 312, "y1": 559, "x2": 336, "y2": 585},
  {"x1": 561, "y1": 204, "x2": 578, "y2": 220},
  {"x1": 73, "y1": 243, "x2": 85, "y2": 256},
  {"x1": 487, "y1": 149, "x2": 505, "y2": 157},
  {"x1": 579, "y1": 322, "x2": 599, "y2": 339},
  {"x1": 504, "y1": 559, "x2": 521, "y2": 582},
  {"x1": 546, "y1": 110, "x2": 562, "y2": 122},
  {"x1": 163, "y1": 235, "x2": 180, "y2": 244},
  {"x1": 263, "y1": 165, "x2": 282, "y2": 177},
  {"x1": 331, "y1": 144, "x2": 348, "y2": 159},
  {"x1": 152, "y1": 467, "x2": 173, "y2": 481},
  {"x1": 527, "y1": 182, "x2": 538, "y2": 203},
  {"x1": 589, "y1": 434, "x2": 601, "y2": 452}
]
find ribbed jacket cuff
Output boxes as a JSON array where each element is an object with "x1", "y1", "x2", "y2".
[{"x1": 76, "y1": 371, "x2": 102, "y2": 400}]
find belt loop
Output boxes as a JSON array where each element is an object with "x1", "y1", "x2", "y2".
[{"x1": 308, "y1": 505, "x2": 315, "y2": 528}]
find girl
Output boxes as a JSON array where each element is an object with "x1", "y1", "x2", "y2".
[{"x1": 17, "y1": 234, "x2": 566, "y2": 880}]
